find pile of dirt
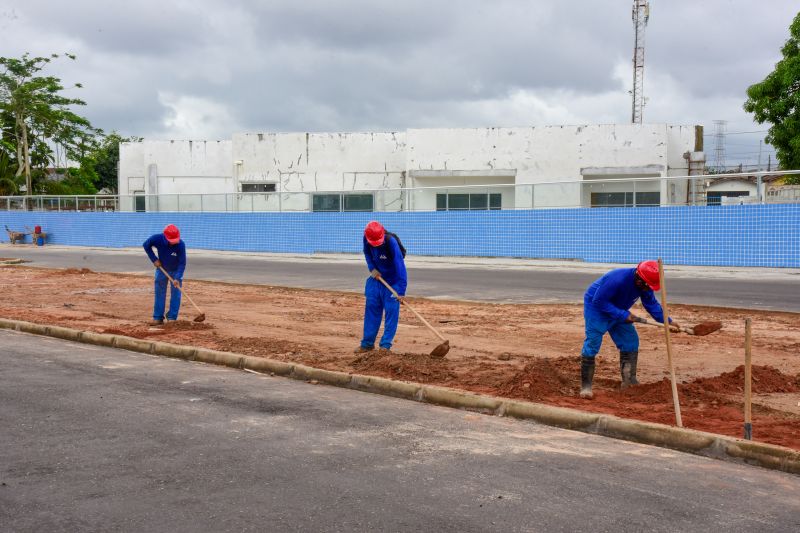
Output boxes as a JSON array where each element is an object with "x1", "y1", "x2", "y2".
[
  {"x1": 350, "y1": 350, "x2": 457, "y2": 384},
  {"x1": 219, "y1": 336, "x2": 308, "y2": 358},
  {"x1": 58, "y1": 268, "x2": 94, "y2": 275},
  {"x1": 100, "y1": 320, "x2": 214, "y2": 339},
  {"x1": 688, "y1": 365, "x2": 800, "y2": 395},
  {"x1": 497, "y1": 357, "x2": 579, "y2": 400}
]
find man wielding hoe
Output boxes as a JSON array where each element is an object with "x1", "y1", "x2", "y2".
[
  {"x1": 143, "y1": 224, "x2": 186, "y2": 326},
  {"x1": 580, "y1": 260, "x2": 679, "y2": 399},
  {"x1": 356, "y1": 221, "x2": 407, "y2": 354}
]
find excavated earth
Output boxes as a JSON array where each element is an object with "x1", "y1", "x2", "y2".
[{"x1": 1, "y1": 265, "x2": 799, "y2": 449}]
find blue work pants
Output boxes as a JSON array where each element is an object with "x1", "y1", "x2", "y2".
[
  {"x1": 154, "y1": 269, "x2": 182, "y2": 321},
  {"x1": 581, "y1": 308, "x2": 639, "y2": 358},
  {"x1": 360, "y1": 278, "x2": 401, "y2": 350}
]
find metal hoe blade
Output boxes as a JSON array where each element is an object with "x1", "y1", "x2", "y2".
[
  {"x1": 690, "y1": 320, "x2": 722, "y2": 336},
  {"x1": 429, "y1": 340, "x2": 450, "y2": 358}
]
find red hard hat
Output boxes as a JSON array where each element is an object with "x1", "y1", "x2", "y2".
[
  {"x1": 636, "y1": 260, "x2": 660, "y2": 291},
  {"x1": 163, "y1": 224, "x2": 181, "y2": 245},
  {"x1": 364, "y1": 221, "x2": 385, "y2": 247}
]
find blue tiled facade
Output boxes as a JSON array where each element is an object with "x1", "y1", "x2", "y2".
[{"x1": 2, "y1": 204, "x2": 798, "y2": 267}]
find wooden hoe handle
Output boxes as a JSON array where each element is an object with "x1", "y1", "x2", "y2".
[
  {"x1": 157, "y1": 265, "x2": 203, "y2": 315},
  {"x1": 375, "y1": 276, "x2": 447, "y2": 343}
]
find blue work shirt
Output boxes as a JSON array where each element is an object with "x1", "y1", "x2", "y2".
[
  {"x1": 143, "y1": 233, "x2": 187, "y2": 279},
  {"x1": 363, "y1": 235, "x2": 407, "y2": 296},
  {"x1": 584, "y1": 267, "x2": 667, "y2": 323}
]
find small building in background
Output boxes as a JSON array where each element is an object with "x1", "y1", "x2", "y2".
[{"x1": 118, "y1": 123, "x2": 704, "y2": 212}]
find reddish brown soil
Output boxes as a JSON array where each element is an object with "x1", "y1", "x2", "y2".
[{"x1": 2, "y1": 266, "x2": 799, "y2": 449}]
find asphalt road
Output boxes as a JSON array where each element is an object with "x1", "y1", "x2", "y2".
[
  {"x1": 2, "y1": 246, "x2": 800, "y2": 312},
  {"x1": 2, "y1": 330, "x2": 799, "y2": 532}
]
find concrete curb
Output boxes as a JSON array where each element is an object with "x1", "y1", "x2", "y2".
[{"x1": 1, "y1": 317, "x2": 798, "y2": 476}]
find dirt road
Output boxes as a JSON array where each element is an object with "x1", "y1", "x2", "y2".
[{"x1": 2, "y1": 265, "x2": 798, "y2": 449}]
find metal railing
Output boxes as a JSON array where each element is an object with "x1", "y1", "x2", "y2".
[{"x1": 2, "y1": 171, "x2": 798, "y2": 213}]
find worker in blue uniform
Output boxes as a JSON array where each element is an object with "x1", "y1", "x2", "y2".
[
  {"x1": 356, "y1": 221, "x2": 407, "y2": 353},
  {"x1": 143, "y1": 224, "x2": 186, "y2": 325},
  {"x1": 580, "y1": 260, "x2": 679, "y2": 399}
]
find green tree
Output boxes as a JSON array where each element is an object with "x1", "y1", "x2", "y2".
[
  {"x1": 0, "y1": 53, "x2": 101, "y2": 195},
  {"x1": 81, "y1": 132, "x2": 141, "y2": 193},
  {"x1": 0, "y1": 148, "x2": 18, "y2": 195},
  {"x1": 744, "y1": 12, "x2": 800, "y2": 184}
]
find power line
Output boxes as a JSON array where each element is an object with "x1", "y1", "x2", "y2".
[{"x1": 703, "y1": 129, "x2": 769, "y2": 136}]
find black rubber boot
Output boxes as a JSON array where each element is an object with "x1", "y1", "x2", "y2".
[
  {"x1": 580, "y1": 356, "x2": 595, "y2": 399},
  {"x1": 620, "y1": 351, "x2": 640, "y2": 389}
]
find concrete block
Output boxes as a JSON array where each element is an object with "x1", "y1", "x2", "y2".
[
  {"x1": 45, "y1": 325, "x2": 82, "y2": 342},
  {"x1": 724, "y1": 439, "x2": 800, "y2": 475},
  {"x1": 79, "y1": 331, "x2": 116, "y2": 347},
  {"x1": 243, "y1": 357, "x2": 294, "y2": 376},
  {"x1": 350, "y1": 374, "x2": 421, "y2": 400},
  {"x1": 291, "y1": 365, "x2": 352, "y2": 387},
  {"x1": 11, "y1": 320, "x2": 48, "y2": 336},
  {"x1": 113, "y1": 335, "x2": 155, "y2": 354},
  {"x1": 0, "y1": 317, "x2": 21, "y2": 330},
  {"x1": 150, "y1": 341, "x2": 197, "y2": 360},
  {"x1": 600, "y1": 416, "x2": 716, "y2": 452},
  {"x1": 422, "y1": 385, "x2": 503, "y2": 413},
  {"x1": 504, "y1": 400, "x2": 601, "y2": 431},
  {"x1": 195, "y1": 348, "x2": 244, "y2": 369}
]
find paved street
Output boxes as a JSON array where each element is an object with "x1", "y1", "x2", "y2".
[
  {"x1": 3, "y1": 245, "x2": 800, "y2": 311},
  {"x1": 1, "y1": 330, "x2": 799, "y2": 532}
]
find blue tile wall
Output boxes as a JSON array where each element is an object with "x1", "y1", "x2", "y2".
[{"x1": 1, "y1": 205, "x2": 798, "y2": 267}]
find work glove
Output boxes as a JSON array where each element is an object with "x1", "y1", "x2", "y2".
[
  {"x1": 370, "y1": 269, "x2": 381, "y2": 279},
  {"x1": 154, "y1": 259, "x2": 162, "y2": 268},
  {"x1": 172, "y1": 278, "x2": 182, "y2": 289}
]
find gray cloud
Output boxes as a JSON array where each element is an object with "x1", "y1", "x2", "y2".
[{"x1": 1, "y1": 0, "x2": 796, "y2": 167}]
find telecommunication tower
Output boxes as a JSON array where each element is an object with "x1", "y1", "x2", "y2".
[
  {"x1": 712, "y1": 120, "x2": 728, "y2": 173},
  {"x1": 631, "y1": 0, "x2": 650, "y2": 124}
]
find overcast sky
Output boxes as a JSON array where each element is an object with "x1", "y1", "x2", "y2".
[{"x1": 1, "y1": 0, "x2": 796, "y2": 167}]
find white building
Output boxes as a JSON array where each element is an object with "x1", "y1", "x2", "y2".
[{"x1": 118, "y1": 124, "x2": 704, "y2": 212}]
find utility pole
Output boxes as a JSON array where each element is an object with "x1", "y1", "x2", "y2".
[
  {"x1": 757, "y1": 140, "x2": 763, "y2": 171},
  {"x1": 631, "y1": 0, "x2": 650, "y2": 124}
]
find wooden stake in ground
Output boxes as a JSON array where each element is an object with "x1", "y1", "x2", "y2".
[
  {"x1": 657, "y1": 258, "x2": 683, "y2": 428},
  {"x1": 744, "y1": 317, "x2": 753, "y2": 440}
]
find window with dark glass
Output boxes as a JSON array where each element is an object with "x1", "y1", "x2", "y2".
[
  {"x1": 241, "y1": 183, "x2": 276, "y2": 193},
  {"x1": 435, "y1": 192, "x2": 503, "y2": 211},
  {"x1": 312, "y1": 193, "x2": 374, "y2": 212}
]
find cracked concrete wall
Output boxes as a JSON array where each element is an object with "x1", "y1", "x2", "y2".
[
  {"x1": 232, "y1": 132, "x2": 407, "y2": 188},
  {"x1": 119, "y1": 125, "x2": 698, "y2": 211},
  {"x1": 406, "y1": 124, "x2": 693, "y2": 207}
]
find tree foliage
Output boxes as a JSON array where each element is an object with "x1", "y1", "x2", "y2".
[
  {"x1": 81, "y1": 132, "x2": 142, "y2": 193},
  {"x1": 0, "y1": 53, "x2": 101, "y2": 194},
  {"x1": 744, "y1": 12, "x2": 800, "y2": 184}
]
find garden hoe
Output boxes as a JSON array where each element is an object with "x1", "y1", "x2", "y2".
[
  {"x1": 376, "y1": 276, "x2": 450, "y2": 358},
  {"x1": 157, "y1": 265, "x2": 206, "y2": 323},
  {"x1": 637, "y1": 317, "x2": 722, "y2": 336}
]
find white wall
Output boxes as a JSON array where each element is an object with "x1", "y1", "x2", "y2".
[
  {"x1": 119, "y1": 124, "x2": 700, "y2": 211},
  {"x1": 406, "y1": 124, "x2": 693, "y2": 207},
  {"x1": 118, "y1": 140, "x2": 233, "y2": 211}
]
